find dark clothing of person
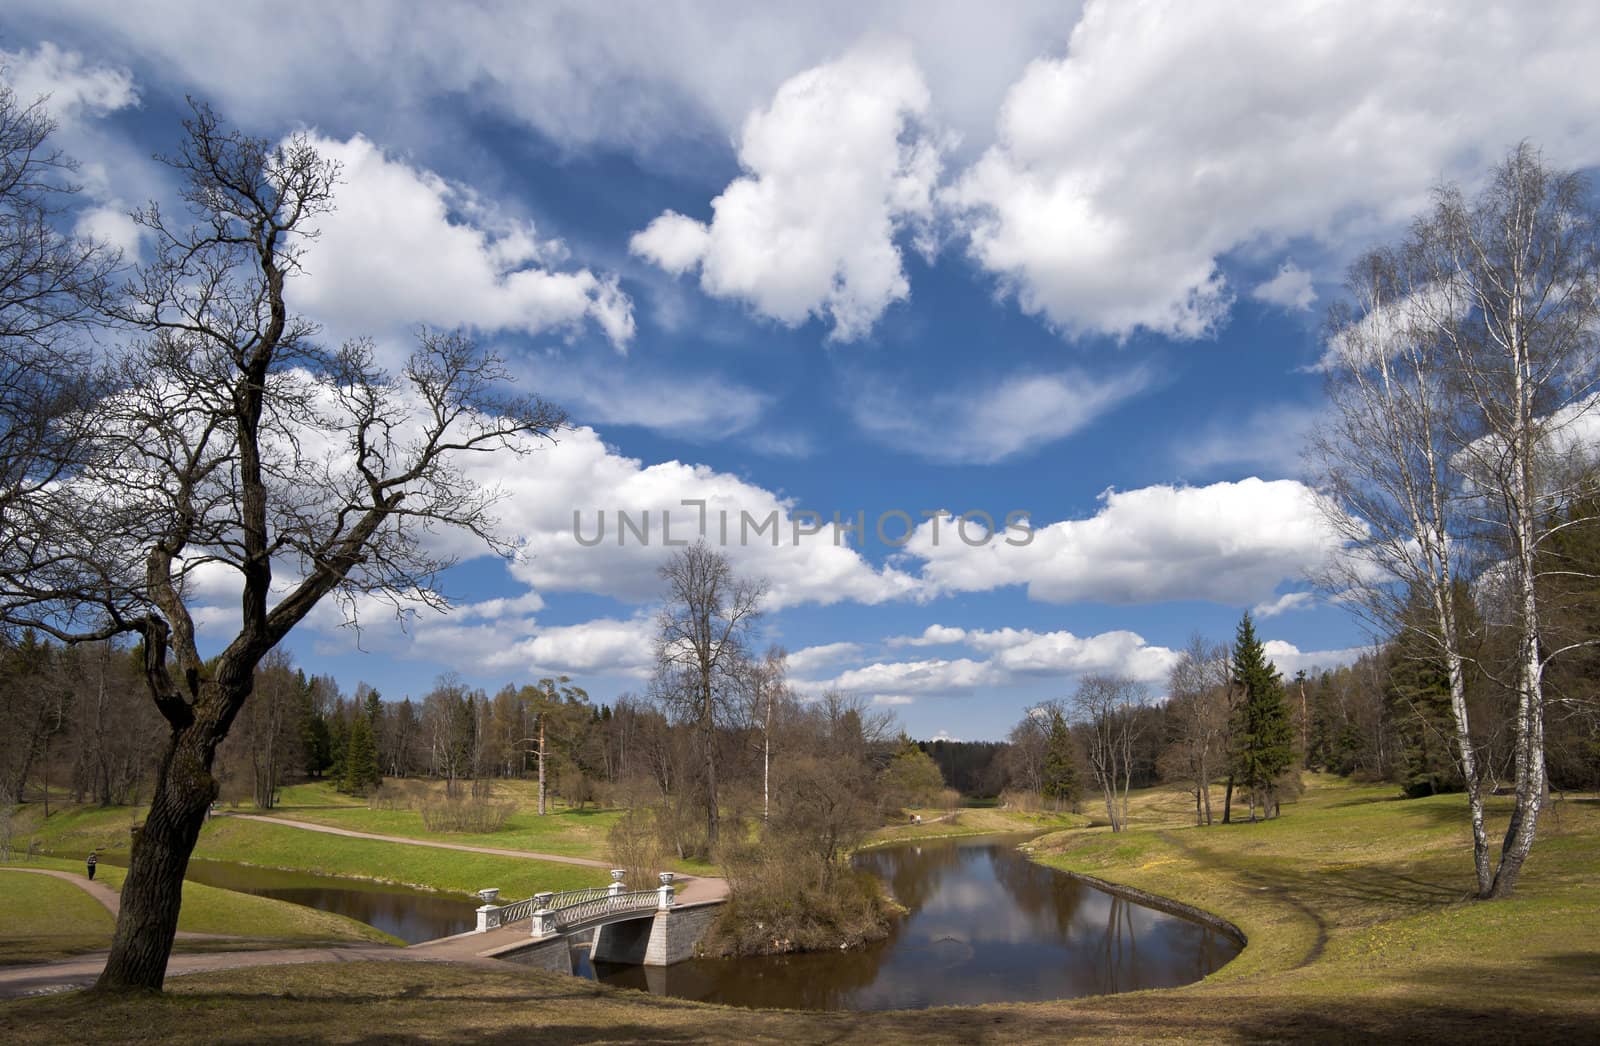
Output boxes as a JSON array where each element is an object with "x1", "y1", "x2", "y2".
[{"x1": 86, "y1": 855, "x2": 97, "y2": 881}]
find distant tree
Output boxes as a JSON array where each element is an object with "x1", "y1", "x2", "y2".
[
  {"x1": 1164, "y1": 634, "x2": 1230, "y2": 825},
  {"x1": 1074, "y1": 675, "x2": 1148, "y2": 832},
  {"x1": 1040, "y1": 707, "x2": 1079, "y2": 810},
  {"x1": 881, "y1": 735, "x2": 945, "y2": 810},
  {"x1": 340, "y1": 712, "x2": 382, "y2": 796},
  {"x1": 1229, "y1": 613, "x2": 1296, "y2": 820},
  {"x1": 654, "y1": 541, "x2": 765, "y2": 851}
]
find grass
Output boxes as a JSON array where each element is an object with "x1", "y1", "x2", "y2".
[
  {"x1": 262, "y1": 780, "x2": 622, "y2": 860},
  {"x1": 0, "y1": 870, "x2": 114, "y2": 964},
  {"x1": 861, "y1": 805, "x2": 1087, "y2": 848},
  {"x1": 193, "y1": 817, "x2": 604, "y2": 898},
  {"x1": 0, "y1": 857, "x2": 399, "y2": 948},
  {"x1": 5, "y1": 773, "x2": 1597, "y2": 1043}
]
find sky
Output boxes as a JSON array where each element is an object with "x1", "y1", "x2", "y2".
[{"x1": 6, "y1": 1, "x2": 1600, "y2": 741}]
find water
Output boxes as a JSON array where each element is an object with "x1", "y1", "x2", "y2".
[
  {"x1": 576, "y1": 834, "x2": 1241, "y2": 1010},
  {"x1": 105, "y1": 856, "x2": 476, "y2": 944}
]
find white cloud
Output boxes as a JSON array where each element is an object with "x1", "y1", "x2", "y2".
[
  {"x1": 888, "y1": 624, "x2": 968, "y2": 647},
  {"x1": 904, "y1": 478, "x2": 1339, "y2": 606},
  {"x1": 631, "y1": 46, "x2": 945, "y2": 340},
  {"x1": 799, "y1": 624, "x2": 1178, "y2": 703},
  {"x1": 786, "y1": 641, "x2": 863, "y2": 675},
  {"x1": 1252, "y1": 261, "x2": 1316, "y2": 312},
  {"x1": 849, "y1": 367, "x2": 1149, "y2": 464},
  {"x1": 520, "y1": 359, "x2": 771, "y2": 441},
  {"x1": 1, "y1": 42, "x2": 135, "y2": 122},
  {"x1": 464, "y1": 426, "x2": 924, "y2": 611},
  {"x1": 1262, "y1": 639, "x2": 1365, "y2": 677},
  {"x1": 293, "y1": 134, "x2": 633, "y2": 348},
  {"x1": 948, "y1": 0, "x2": 1600, "y2": 340},
  {"x1": 872, "y1": 694, "x2": 914, "y2": 706},
  {"x1": 1253, "y1": 591, "x2": 1315, "y2": 619}
]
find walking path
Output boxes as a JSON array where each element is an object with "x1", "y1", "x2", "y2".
[{"x1": 0, "y1": 819, "x2": 728, "y2": 999}]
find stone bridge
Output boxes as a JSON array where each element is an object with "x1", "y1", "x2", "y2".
[{"x1": 470, "y1": 871, "x2": 723, "y2": 975}]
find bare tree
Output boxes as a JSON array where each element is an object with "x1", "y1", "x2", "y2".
[
  {"x1": 0, "y1": 106, "x2": 565, "y2": 991},
  {"x1": 654, "y1": 541, "x2": 764, "y2": 851},
  {"x1": 1073, "y1": 674, "x2": 1149, "y2": 833},
  {"x1": 1164, "y1": 634, "x2": 1230, "y2": 827},
  {"x1": 0, "y1": 83, "x2": 118, "y2": 628}
]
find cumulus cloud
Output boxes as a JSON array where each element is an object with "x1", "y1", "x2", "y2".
[
  {"x1": 948, "y1": 0, "x2": 1600, "y2": 340},
  {"x1": 631, "y1": 46, "x2": 945, "y2": 340},
  {"x1": 459, "y1": 426, "x2": 923, "y2": 611},
  {"x1": 1262, "y1": 639, "x2": 1365, "y2": 677},
  {"x1": 1, "y1": 42, "x2": 135, "y2": 122},
  {"x1": 888, "y1": 624, "x2": 968, "y2": 647},
  {"x1": 798, "y1": 624, "x2": 1178, "y2": 702},
  {"x1": 849, "y1": 367, "x2": 1149, "y2": 464},
  {"x1": 292, "y1": 134, "x2": 633, "y2": 348},
  {"x1": 904, "y1": 478, "x2": 1339, "y2": 606},
  {"x1": 1252, "y1": 261, "x2": 1316, "y2": 312},
  {"x1": 786, "y1": 642, "x2": 864, "y2": 675}
]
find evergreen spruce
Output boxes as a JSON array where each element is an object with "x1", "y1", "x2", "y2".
[
  {"x1": 1229, "y1": 612, "x2": 1295, "y2": 820},
  {"x1": 340, "y1": 713, "x2": 382, "y2": 796},
  {"x1": 1041, "y1": 708, "x2": 1080, "y2": 809}
]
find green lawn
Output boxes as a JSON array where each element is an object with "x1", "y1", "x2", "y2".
[
  {"x1": 4, "y1": 774, "x2": 1595, "y2": 1043},
  {"x1": 194, "y1": 817, "x2": 605, "y2": 898},
  {"x1": 0, "y1": 871, "x2": 114, "y2": 964},
  {"x1": 0, "y1": 857, "x2": 399, "y2": 948},
  {"x1": 261, "y1": 780, "x2": 622, "y2": 859}
]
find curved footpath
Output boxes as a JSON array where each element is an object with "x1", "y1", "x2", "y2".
[{"x1": 0, "y1": 820, "x2": 728, "y2": 999}]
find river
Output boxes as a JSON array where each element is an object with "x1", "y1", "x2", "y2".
[{"x1": 575, "y1": 833, "x2": 1241, "y2": 1010}]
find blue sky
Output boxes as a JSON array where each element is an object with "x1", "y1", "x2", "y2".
[{"x1": 7, "y1": 2, "x2": 1600, "y2": 740}]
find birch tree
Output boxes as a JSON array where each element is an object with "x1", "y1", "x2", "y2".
[{"x1": 1312, "y1": 247, "x2": 1493, "y2": 894}]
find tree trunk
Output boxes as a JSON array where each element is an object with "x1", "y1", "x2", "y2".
[
  {"x1": 94, "y1": 725, "x2": 218, "y2": 991},
  {"x1": 537, "y1": 716, "x2": 547, "y2": 817},
  {"x1": 1222, "y1": 774, "x2": 1234, "y2": 824}
]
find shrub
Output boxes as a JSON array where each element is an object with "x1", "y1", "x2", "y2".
[
  {"x1": 417, "y1": 794, "x2": 512, "y2": 833},
  {"x1": 703, "y1": 837, "x2": 899, "y2": 957},
  {"x1": 607, "y1": 806, "x2": 667, "y2": 892}
]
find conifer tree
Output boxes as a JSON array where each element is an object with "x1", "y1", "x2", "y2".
[
  {"x1": 340, "y1": 713, "x2": 382, "y2": 796},
  {"x1": 1040, "y1": 708, "x2": 1079, "y2": 809},
  {"x1": 1229, "y1": 612, "x2": 1295, "y2": 820}
]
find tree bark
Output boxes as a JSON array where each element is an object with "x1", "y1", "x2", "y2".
[
  {"x1": 94, "y1": 722, "x2": 218, "y2": 991},
  {"x1": 1222, "y1": 774, "x2": 1234, "y2": 824}
]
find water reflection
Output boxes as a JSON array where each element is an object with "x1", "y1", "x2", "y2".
[
  {"x1": 579, "y1": 834, "x2": 1239, "y2": 1010},
  {"x1": 105, "y1": 855, "x2": 475, "y2": 944}
]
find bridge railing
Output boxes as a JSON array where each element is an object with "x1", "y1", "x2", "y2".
[{"x1": 549, "y1": 889, "x2": 662, "y2": 933}]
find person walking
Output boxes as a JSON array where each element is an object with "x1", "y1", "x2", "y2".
[{"x1": 86, "y1": 851, "x2": 98, "y2": 881}]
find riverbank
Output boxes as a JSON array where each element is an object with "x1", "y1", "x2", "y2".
[{"x1": 5, "y1": 773, "x2": 1594, "y2": 1041}]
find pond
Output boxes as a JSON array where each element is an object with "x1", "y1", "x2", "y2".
[
  {"x1": 104, "y1": 855, "x2": 476, "y2": 944},
  {"x1": 576, "y1": 834, "x2": 1241, "y2": 1010}
]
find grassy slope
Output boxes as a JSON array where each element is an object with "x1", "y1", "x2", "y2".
[
  {"x1": 0, "y1": 858, "x2": 398, "y2": 948},
  {"x1": 6, "y1": 774, "x2": 1596, "y2": 1043},
  {"x1": 194, "y1": 817, "x2": 603, "y2": 897},
  {"x1": 0, "y1": 871, "x2": 115, "y2": 964},
  {"x1": 862, "y1": 806, "x2": 1088, "y2": 848},
  {"x1": 263, "y1": 781, "x2": 622, "y2": 859}
]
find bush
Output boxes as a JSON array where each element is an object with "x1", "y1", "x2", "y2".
[
  {"x1": 607, "y1": 806, "x2": 667, "y2": 892},
  {"x1": 703, "y1": 837, "x2": 899, "y2": 957},
  {"x1": 417, "y1": 794, "x2": 512, "y2": 833}
]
